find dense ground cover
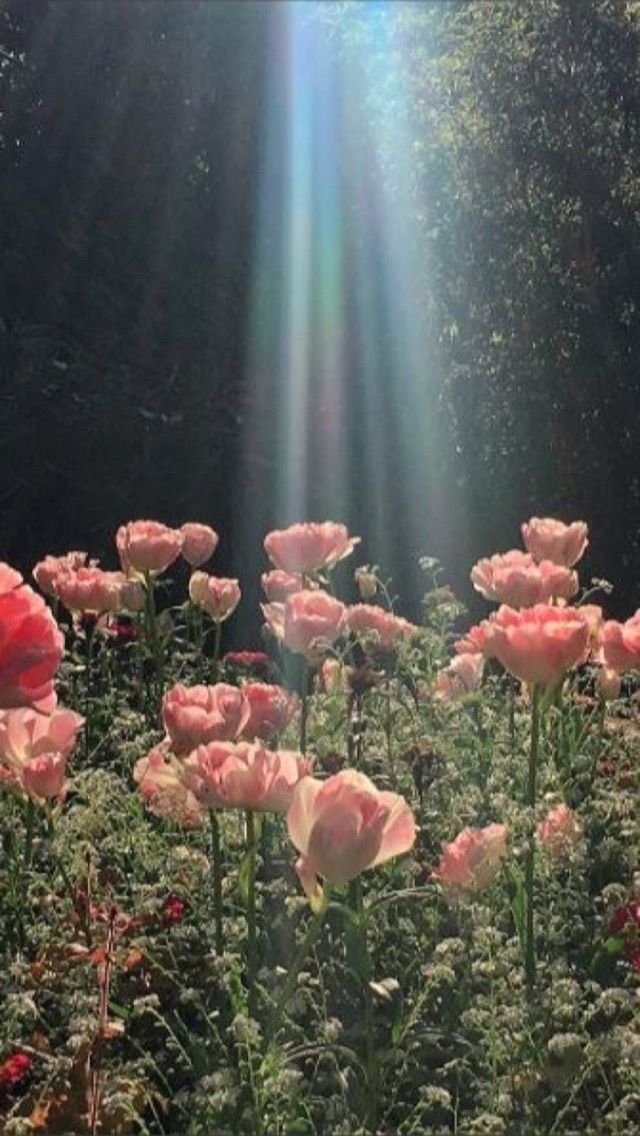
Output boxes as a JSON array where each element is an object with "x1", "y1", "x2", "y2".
[{"x1": 1, "y1": 517, "x2": 640, "y2": 1136}]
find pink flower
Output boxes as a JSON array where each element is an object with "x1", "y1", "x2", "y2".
[
  {"x1": 134, "y1": 745, "x2": 204, "y2": 827},
  {"x1": 434, "y1": 653, "x2": 484, "y2": 701},
  {"x1": 261, "y1": 569, "x2": 305, "y2": 603},
  {"x1": 521, "y1": 517, "x2": 588, "y2": 567},
  {"x1": 0, "y1": 1052, "x2": 32, "y2": 1088},
  {"x1": 21, "y1": 752, "x2": 67, "y2": 800},
  {"x1": 355, "y1": 567, "x2": 378, "y2": 600},
  {"x1": 162, "y1": 683, "x2": 249, "y2": 753},
  {"x1": 346, "y1": 605, "x2": 418, "y2": 649},
  {"x1": 471, "y1": 550, "x2": 578, "y2": 608},
  {"x1": 602, "y1": 610, "x2": 640, "y2": 672},
  {"x1": 263, "y1": 589, "x2": 346, "y2": 660},
  {"x1": 0, "y1": 570, "x2": 64, "y2": 710},
  {"x1": 483, "y1": 604, "x2": 589, "y2": 687},
  {"x1": 287, "y1": 770, "x2": 416, "y2": 897},
  {"x1": 33, "y1": 551, "x2": 88, "y2": 598},
  {"x1": 180, "y1": 523, "x2": 219, "y2": 567},
  {"x1": 240, "y1": 683, "x2": 299, "y2": 741},
  {"x1": 54, "y1": 567, "x2": 127, "y2": 614},
  {"x1": 596, "y1": 665, "x2": 621, "y2": 701},
  {"x1": 189, "y1": 572, "x2": 241, "y2": 622},
  {"x1": 454, "y1": 622, "x2": 490, "y2": 656},
  {"x1": 316, "y1": 658, "x2": 346, "y2": 694},
  {"x1": 264, "y1": 522, "x2": 360, "y2": 574},
  {"x1": 435, "y1": 824, "x2": 508, "y2": 891},
  {"x1": 537, "y1": 804, "x2": 581, "y2": 861},
  {"x1": 188, "y1": 741, "x2": 311, "y2": 813},
  {"x1": 116, "y1": 520, "x2": 184, "y2": 577}
]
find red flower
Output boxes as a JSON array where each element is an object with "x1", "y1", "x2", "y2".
[
  {"x1": 609, "y1": 900, "x2": 640, "y2": 971},
  {"x1": 162, "y1": 894, "x2": 187, "y2": 926},
  {"x1": 0, "y1": 1051, "x2": 33, "y2": 1088},
  {"x1": 223, "y1": 651, "x2": 270, "y2": 673}
]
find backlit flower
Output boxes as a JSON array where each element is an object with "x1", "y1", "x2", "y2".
[
  {"x1": 521, "y1": 517, "x2": 588, "y2": 567},
  {"x1": 435, "y1": 824, "x2": 508, "y2": 891},
  {"x1": 264, "y1": 522, "x2": 360, "y2": 574},
  {"x1": 181, "y1": 523, "x2": 219, "y2": 567},
  {"x1": 116, "y1": 520, "x2": 184, "y2": 577},
  {"x1": 483, "y1": 604, "x2": 589, "y2": 687}
]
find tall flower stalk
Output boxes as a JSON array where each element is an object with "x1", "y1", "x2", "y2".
[
  {"x1": 209, "y1": 810, "x2": 224, "y2": 955},
  {"x1": 524, "y1": 683, "x2": 541, "y2": 991}
]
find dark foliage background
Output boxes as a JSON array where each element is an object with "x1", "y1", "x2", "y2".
[{"x1": 1, "y1": 0, "x2": 640, "y2": 637}]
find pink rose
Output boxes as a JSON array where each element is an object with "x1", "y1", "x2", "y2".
[
  {"x1": 33, "y1": 551, "x2": 88, "y2": 598},
  {"x1": 181, "y1": 523, "x2": 219, "y2": 568},
  {"x1": 261, "y1": 569, "x2": 305, "y2": 603},
  {"x1": 116, "y1": 520, "x2": 184, "y2": 577},
  {"x1": 162, "y1": 683, "x2": 249, "y2": 753},
  {"x1": 287, "y1": 770, "x2": 416, "y2": 897},
  {"x1": 434, "y1": 653, "x2": 484, "y2": 701},
  {"x1": 0, "y1": 569, "x2": 64, "y2": 710},
  {"x1": 239, "y1": 682, "x2": 299, "y2": 741},
  {"x1": 471, "y1": 550, "x2": 578, "y2": 608},
  {"x1": 264, "y1": 522, "x2": 360, "y2": 574},
  {"x1": 483, "y1": 604, "x2": 589, "y2": 687},
  {"x1": 537, "y1": 804, "x2": 581, "y2": 861},
  {"x1": 55, "y1": 567, "x2": 127, "y2": 614},
  {"x1": 602, "y1": 610, "x2": 640, "y2": 672},
  {"x1": 189, "y1": 572, "x2": 241, "y2": 622},
  {"x1": 521, "y1": 517, "x2": 588, "y2": 567},
  {"x1": 262, "y1": 589, "x2": 346, "y2": 660},
  {"x1": 346, "y1": 604, "x2": 417, "y2": 649},
  {"x1": 435, "y1": 824, "x2": 508, "y2": 891},
  {"x1": 187, "y1": 741, "x2": 311, "y2": 813},
  {"x1": 134, "y1": 745, "x2": 204, "y2": 827}
]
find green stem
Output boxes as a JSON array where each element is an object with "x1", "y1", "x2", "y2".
[
  {"x1": 144, "y1": 572, "x2": 164, "y2": 690},
  {"x1": 212, "y1": 619, "x2": 222, "y2": 680},
  {"x1": 210, "y1": 811, "x2": 224, "y2": 955},
  {"x1": 271, "y1": 888, "x2": 330, "y2": 1035},
  {"x1": 23, "y1": 797, "x2": 36, "y2": 872},
  {"x1": 353, "y1": 879, "x2": 378, "y2": 1127},
  {"x1": 245, "y1": 810, "x2": 258, "y2": 1016},
  {"x1": 525, "y1": 684, "x2": 541, "y2": 992},
  {"x1": 385, "y1": 680, "x2": 398, "y2": 789},
  {"x1": 299, "y1": 659, "x2": 309, "y2": 755}
]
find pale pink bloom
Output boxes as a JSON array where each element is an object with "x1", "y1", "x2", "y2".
[
  {"x1": 263, "y1": 589, "x2": 346, "y2": 660},
  {"x1": 521, "y1": 517, "x2": 588, "y2": 567},
  {"x1": 483, "y1": 604, "x2": 589, "y2": 687},
  {"x1": 162, "y1": 683, "x2": 249, "y2": 753},
  {"x1": 577, "y1": 604, "x2": 605, "y2": 652},
  {"x1": 21, "y1": 753, "x2": 67, "y2": 801},
  {"x1": 116, "y1": 520, "x2": 184, "y2": 577},
  {"x1": 316, "y1": 658, "x2": 346, "y2": 694},
  {"x1": 454, "y1": 622, "x2": 490, "y2": 656},
  {"x1": 346, "y1": 604, "x2": 417, "y2": 649},
  {"x1": 55, "y1": 567, "x2": 127, "y2": 614},
  {"x1": 595, "y1": 665, "x2": 622, "y2": 701},
  {"x1": 261, "y1": 569, "x2": 305, "y2": 603},
  {"x1": 355, "y1": 567, "x2": 378, "y2": 600},
  {"x1": 118, "y1": 578, "x2": 146, "y2": 613},
  {"x1": 134, "y1": 745, "x2": 204, "y2": 827},
  {"x1": 471, "y1": 550, "x2": 578, "y2": 608},
  {"x1": 434, "y1": 653, "x2": 484, "y2": 701},
  {"x1": 0, "y1": 571, "x2": 64, "y2": 710},
  {"x1": 537, "y1": 804, "x2": 581, "y2": 861},
  {"x1": 602, "y1": 610, "x2": 640, "y2": 672},
  {"x1": 264, "y1": 522, "x2": 360, "y2": 574},
  {"x1": 0, "y1": 705, "x2": 82, "y2": 798},
  {"x1": 33, "y1": 552, "x2": 88, "y2": 598},
  {"x1": 188, "y1": 741, "x2": 311, "y2": 813},
  {"x1": 189, "y1": 572, "x2": 240, "y2": 622},
  {"x1": 287, "y1": 769, "x2": 416, "y2": 896},
  {"x1": 435, "y1": 824, "x2": 508, "y2": 891},
  {"x1": 239, "y1": 682, "x2": 299, "y2": 741},
  {"x1": 180, "y1": 523, "x2": 219, "y2": 568}
]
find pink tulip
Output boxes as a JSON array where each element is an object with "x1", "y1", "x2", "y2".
[
  {"x1": 471, "y1": 550, "x2": 578, "y2": 608},
  {"x1": 454, "y1": 622, "x2": 490, "y2": 656},
  {"x1": 21, "y1": 752, "x2": 67, "y2": 801},
  {"x1": 118, "y1": 578, "x2": 146, "y2": 613},
  {"x1": 595, "y1": 665, "x2": 622, "y2": 701},
  {"x1": 189, "y1": 572, "x2": 241, "y2": 622},
  {"x1": 537, "y1": 804, "x2": 581, "y2": 861},
  {"x1": 355, "y1": 567, "x2": 378, "y2": 600},
  {"x1": 483, "y1": 604, "x2": 589, "y2": 687},
  {"x1": 434, "y1": 653, "x2": 484, "y2": 701},
  {"x1": 263, "y1": 589, "x2": 346, "y2": 660},
  {"x1": 33, "y1": 551, "x2": 88, "y2": 598},
  {"x1": 316, "y1": 658, "x2": 346, "y2": 694},
  {"x1": 435, "y1": 824, "x2": 508, "y2": 891},
  {"x1": 264, "y1": 522, "x2": 360, "y2": 574},
  {"x1": 239, "y1": 683, "x2": 299, "y2": 741},
  {"x1": 116, "y1": 520, "x2": 184, "y2": 577},
  {"x1": 55, "y1": 567, "x2": 127, "y2": 614},
  {"x1": 181, "y1": 523, "x2": 219, "y2": 568},
  {"x1": 162, "y1": 683, "x2": 249, "y2": 753},
  {"x1": 521, "y1": 517, "x2": 588, "y2": 567},
  {"x1": 187, "y1": 741, "x2": 311, "y2": 813},
  {"x1": 287, "y1": 770, "x2": 416, "y2": 896},
  {"x1": 346, "y1": 604, "x2": 418, "y2": 649},
  {"x1": 134, "y1": 745, "x2": 204, "y2": 827},
  {"x1": 602, "y1": 610, "x2": 640, "y2": 672},
  {"x1": 261, "y1": 569, "x2": 305, "y2": 603},
  {"x1": 0, "y1": 570, "x2": 64, "y2": 710}
]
